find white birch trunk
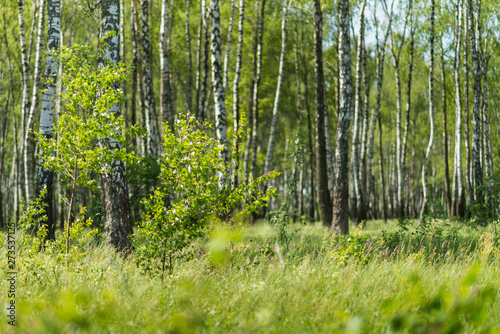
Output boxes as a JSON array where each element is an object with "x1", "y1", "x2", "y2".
[
  {"x1": 100, "y1": 0, "x2": 134, "y2": 251},
  {"x1": 141, "y1": 0, "x2": 160, "y2": 157},
  {"x1": 420, "y1": 0, "x2": 435, "y2": 219},
  {"x1": 210, "y1": 0, "x2": 229, "y2": 187},
  {"x1": 231, "y1": 0, "x2": 245, "y2": 189},
  {"x1": 264, "y1": 1, "x2": 291, "y2": 175}
]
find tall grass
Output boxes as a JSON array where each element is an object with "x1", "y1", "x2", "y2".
[{"x1": 2, "y1": 219, "x2": 500, "y2": 333}]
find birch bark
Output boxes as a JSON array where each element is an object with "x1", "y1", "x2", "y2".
[
  {"x1": 141, "y1": 0, "x2": 160, "y2": 156},
  {"x1": 264, "y1": 1, "x2": 291, "y2": 175},
  {"x1": 467, "y1": 0, "x2": 483, "y2": 202},
  {"x1": 100, "y1": 0, "x2": 134, "y2": 251},
  {"x1": 452, "y1": 0, "x2": 465, "y2": 216},
  {"x1": 231, "y1": 0, "x2": 244, "y2": 189},
  {"x1": 332, "y1": 0, "x2": 352, "y2": 235},
  {"x1": 350, "y1": 0, "x2": 366, "y2": 222},
  {"x1": 210, "y1": 0, "x2": 229, "y2": 187},
  {"x1": 160, "y1": 0, "x2": 174, "y2": 131},
  {"x1": 36, "y1": 0, "x2": 60, "y2": 239},
  {"x1": 420, "y1": 0, "x2": 435, "y2": 219}
]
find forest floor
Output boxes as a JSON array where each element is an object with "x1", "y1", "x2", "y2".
[{"x1": 2, "y1": 218, "x2": 500, "y2": 333}]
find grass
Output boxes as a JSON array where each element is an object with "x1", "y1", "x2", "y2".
[{"x1": 2, "y1": 218, "x2": 500, "y2": 333}]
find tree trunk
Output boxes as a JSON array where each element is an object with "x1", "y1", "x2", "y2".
[
  {"x1": 210, "y1": 0, "x2": 229, "y2": 187},
  {"x1": 440, "y1": 38, "x2": 451, "y2": 215},
  {"x1": 242, "y1": 0, "x2": 260, "y2": 181},
  {"x1": 366, "y1": 4, "x2": 393, "y2": 218},
  {"x1": 350, "y1": 0, "x2": 366, "y2": 223},
  {"x1": 231, "y1": 0, "x2": 245, "y2": 189},
  {"x1": 131, "y1": 0, "x2": 140, "y2": 151},
  {"x1": 467, "y1": 0, "x2": 482, "y2": 203},
  {"x1": 160, "y1": 0, "x2": 174, "y2": 131},
  {"x1": 36, "y1": 0, "x2": 60, "y2": 240},
  {"x1": 420, "y1": 0, "x2": 435, "y2": 220},
  {"x1": 390, "y1": 0, "x2": 412, "y2": 218},
  {"x1": 185, "y1": 0, "x2": 193, "y2": 114},
  {"x1": 481, "y1": 56, "x2": 493, "y2": 187},
  {"x1": 100, "y1": 0, "x2": 134, "y2": 251},
  {"x1": 312, "y1": 0, "x2": 332, "y2": 227},
  {"x1": 264, "y1": 1, "x2": 290, "y2": 175},
  {"x1": 223, "y1": 0, "x2": 235, "y2": 92},
  {"x1": 378, "y1": 113, "x2": 387, "y2": 222},
  {"x1": 401, "y1": 12, "x2": 415, "y2": 217},
  {"x1": 302, "y1": 45, "x2": 317, "y2": 222},
  {"x1": 198, "y1": 0, "x2": 210, "y2": 122},
  {"x1": 332, "y1": 0, "x2": 352, "y2": 235},
  {"x1": 250, "y1": 0, "x2": 266, "y2": 181},
  {"x1": 17, "y1": 0, "x2": 32, "y2": 204},
  {"x1": 452, "y1": 0, "x2": 465, "y2": 217},
  {"x1": 141, "y1": 0, "x2": 160, "y2": 157}
]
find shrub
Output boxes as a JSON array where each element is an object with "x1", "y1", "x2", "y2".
[{"x1": 133, "y1": 115, "x2": 278, "y2": 278}]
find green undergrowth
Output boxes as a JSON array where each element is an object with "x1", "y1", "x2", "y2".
[{"x1": 2, "y1": 219, "x2": 500, "y2": 333}]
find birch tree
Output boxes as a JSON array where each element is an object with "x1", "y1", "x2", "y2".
[
  {"x1": 350, "y1": 0, "x2": 366, "y2": 222},
  {"x1": 332, "y1": 0, "x2": 352, "y2": 235},
  {"x1": 467, "y1": 0, "x2": 482, "y2": 203},
  {"x1": 366, "y1": 0, "x2": 393, "y2": 217},
  {"x1": 36, "y1": 0, "x2": 60, "y2": 240},
  {"x1": 210, "y1": 0, "x2": 229, "y2": 187},
  {"x1": 160, "y1": 0, "x2": 174, "y2": 131},
  {"x1": 141, "y1": 0, "x2": 160, "y2": 156},
  {"x1": 100, "y1": 0, "x2": 134, "y2": 250},
  {"x1": 231, "y1": 0, "x2": 244, "y2": 189},
  {"x1": 452, "y1": 0, "x2": 465, "y2": 216},
  {"x1": 264, "y1": 0, "x2": 291, "y2": 175},
  {"x1": 250, "y1": 0, "x2": 266, "y2": 181},
  {"x1": 420, "y1": 0, "x2": 435, "y2": 219}
]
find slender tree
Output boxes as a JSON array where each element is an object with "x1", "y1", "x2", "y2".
[
  {"x1": 100, "y1": 0, "x2": 134, "y2": 250},
  {"x1": 389, "y1": 0, "x2": 412, "y2": 218},
  {"x1": 452, "y1": 0, "x2": 465, "y2": 216},
  {"x1": 467, "y1": 0, "x2": 482, "y2": 203},
  {"x1": 440, "y1": 37, "x2": 451, "y2": 214},
  {"x1": 250, "y1": 0, "x2": 266, "y2": 181},
  {"x1": 350, "y1": 0, "x2": 366, "y2": 222},
  {"x1": 185, "y1": 0, "x2": 193, "y2": 113},
  {"x1": 366, "y1": 0, "x2": 393, "y2": 218},
  {"x1": 243, "y1": 0, "x2": 260, "y2": 180},
  {"x1": 264, "y1": 0, "x2": 291, "y2": 175},
  {"x1": 210, "y1": 0, "x2": 229, "y2": 187},
  {"x1": 420, "y1": 0, "x2": 435, "y2": 219},
  {"x1": 332, "y1": 0, "x2": 352, "y2": 234},
  {"x1": 223, "y1": 0, "x2": 235, "y2": 92},
  {"x1": 141, "y1": 0, "x2": 160, "y2": 156},
  {"x1": 231, "y1": 0, "x2": 245, "y2": 189},
  {"x1": 313, "y1": 0, "x2": 332, "y2": 227},
  {"x1": 160, "y1": 0, "x2": 174, "y2": 131},
  {"x1": 401, "y1": 7, "x2": 415, "y2": 217},
  {"x1": 36, "y1": 0, "x2": 60, "y2": 240}
]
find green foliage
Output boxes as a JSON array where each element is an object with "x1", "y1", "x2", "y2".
[
  {"x1": 468, "y1": 181, "x2": 500, "y2": 227},
  {"x1": 36, "y1": 37, "x2": 138, "y2": 192},
  {"x1": 328, "y1": 227, "x2": 371, "y2": 265},
  {"x1": 270, "y1": 132, "x2": 307, "y2": 251},
  {"x1": 17, "y1": 188, "x2": 50, "y2": 253},
  {"x1": 133, "y1": 115, "x2": 279, "y2": 278}
]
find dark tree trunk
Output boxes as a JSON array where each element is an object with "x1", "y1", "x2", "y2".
[{"x1": 313, "y1": 0, "x2": 332, "y2": 227}]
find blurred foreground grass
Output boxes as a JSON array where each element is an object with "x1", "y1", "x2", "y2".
[{"x1": 2, "y1": 219, "x2": 500, "y2": 333}]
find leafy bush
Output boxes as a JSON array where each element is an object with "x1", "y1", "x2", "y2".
[{"x1": 133, "y1": 115, "x2": 278, "y2": 278}]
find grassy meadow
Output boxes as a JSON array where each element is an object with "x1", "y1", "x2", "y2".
[{"x1": 2, "y1": 218, "x2": 500, "y2": 333}]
